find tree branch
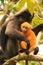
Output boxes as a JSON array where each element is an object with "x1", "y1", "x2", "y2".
[
  {"x1": 10, "y1": 0, "x2": 19, "y2": 4},
  {"x1": 3, "y1": 53, "x2": 43, "y2": 65},
  {"x1": 0, "y1": 10, "x2": 10, "y2": 27}
]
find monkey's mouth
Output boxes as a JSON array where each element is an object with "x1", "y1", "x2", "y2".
[{"x1": 23, "y1": 28, "x2": 27, "y2": 31}]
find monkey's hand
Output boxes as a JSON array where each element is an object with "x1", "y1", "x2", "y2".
[
  {"x1": 19, "y1": 49, "x2": 30, "y2": 55},
  {"x1": 25, "y1": 49, "x2": 30, "y2": 55},
  {"x1": 25, "y1": 40, "x2": 30, "y2": 49},
  {"x1": 21, "y1": 40, "x2": 30, "y2": 50}
]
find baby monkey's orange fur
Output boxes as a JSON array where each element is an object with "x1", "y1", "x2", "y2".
[{"x1": 20, "y1": 22, "x2": 36, "y2": 52}]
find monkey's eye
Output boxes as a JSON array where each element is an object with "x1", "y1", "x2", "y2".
[{"x1": 23, "y1": 26, "x2": 28, "y2": 29}]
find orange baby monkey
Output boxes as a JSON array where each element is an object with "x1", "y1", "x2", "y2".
[{"x1": 20, "y1": 22, "x2": 39, "y2": 54}]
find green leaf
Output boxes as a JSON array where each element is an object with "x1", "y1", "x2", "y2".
[
  {"x1": 19, "y1": 61, "x2": 25, "y2": 65},
  {"x1": 13, "y1": 0, "x2": 26, "y2": 12},
  {"x1": 27, "y1": 0, "x2": 35, "y2": 15},
  {"x1": 0, "y1": 0, "x2": 4, "y2": 3},
  {"x1": 39, "y1": 2, "x2": 43, "y2": 8},
  {"x1": 31, "y1": 16, "x2": 43, "y2": 28},
  {"x1": 40, "y1": 34, "x2": 43, "y2": 40}
]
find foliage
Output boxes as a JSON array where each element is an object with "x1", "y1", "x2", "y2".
[
  {"x1": 13, "y1": 0, "x2": 26, "y2": 12},
  {"x1": 19, "y1": 61, "x2": 43, "y2": 65},
  {"x1": 29, "y1": 61, "x2": 43, "y2": 65},
  {"x1": 31, "y1": 15, "x2": 43, "y2": 27},
  {"x1": 39, "y1": 2, "x2": 43, "y2": 8},
  {"x1": 0, "y1": 0, "x2": 4, "y2": 3},
  {"x1": 0, "y1": 0, "x2": 43, "y2": 15},
  {"x1": 27, "y1": 0, "x2": 35, "y2": 15},
  {"x1": 40, "y1": 34, "x2": 43, "y2": 40},
  {"x1": 19, "y1": 61, "x2": 25, "y2": 65}
]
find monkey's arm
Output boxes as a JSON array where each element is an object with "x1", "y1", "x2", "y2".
[
  {"x1": 5, "y1": 21, "x2": 30, "y2": 49},
  {"x1": 32, "y1": 24, "x2": 43, "y2": 35},
  {"x1": 1, "y1": 22, "x2": 8, "y2": 49}
]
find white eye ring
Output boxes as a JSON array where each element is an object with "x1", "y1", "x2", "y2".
[{"x1": 23, "y1": 26, "x2": 28, "y2": 29}]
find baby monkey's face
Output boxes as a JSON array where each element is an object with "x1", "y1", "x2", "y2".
[{"x1": 21, "y1": 25, "x2": 29, "y2": 32}]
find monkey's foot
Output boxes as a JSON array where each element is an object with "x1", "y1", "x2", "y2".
[{"x1": 34, "y1": 47, "x2": 39, "y2": 55}]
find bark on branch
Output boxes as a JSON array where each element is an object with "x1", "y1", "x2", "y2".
[{"x1": 3, "y1": 53, "x2": 43, "y2": 65}]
